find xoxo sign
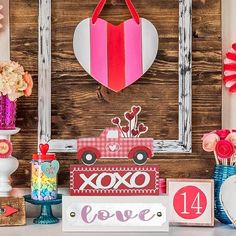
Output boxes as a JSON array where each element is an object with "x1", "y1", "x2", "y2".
[
  {"x1": 62, "y1": 196, "x2": 169, "y2": 232},
  {"x1": 70, "y1": 165, "x2": 159, "y2": 196}
]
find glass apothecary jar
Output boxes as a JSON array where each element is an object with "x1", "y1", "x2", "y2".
[{"x1": 31, "y1": 144, "x2": 59, "y2": 201}]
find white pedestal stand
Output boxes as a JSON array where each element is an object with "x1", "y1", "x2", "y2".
[{"x1": 0, "y1": 128, "x2": 20, "y2": 197}]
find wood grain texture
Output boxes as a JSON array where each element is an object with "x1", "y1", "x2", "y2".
[
  {"x1": 0, "y1": 197, "x2": 26, "y2": 226},
  {"x1": 9, "y1": 0, "x2": 221, "y2": 187}
]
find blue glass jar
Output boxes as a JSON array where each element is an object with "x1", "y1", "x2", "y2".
[{"x1": 214, "y1": 165, "x2": 236, "y2": 224}]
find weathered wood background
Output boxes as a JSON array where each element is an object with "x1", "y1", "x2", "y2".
[{"x1": 10, "y1": 0, "x2": 221, "y2": 187}]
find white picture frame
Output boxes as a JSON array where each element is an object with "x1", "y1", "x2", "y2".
[{"x1": 38, "y1": 0, "x2": 192, "y2": 153}]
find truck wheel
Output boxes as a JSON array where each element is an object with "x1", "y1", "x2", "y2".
[
  {"x1": 81, "y1": 151, "x2": 97, "y2": 165},
  {"x1": 133, "y1": 150, "x2": 148, "y2": 165}
]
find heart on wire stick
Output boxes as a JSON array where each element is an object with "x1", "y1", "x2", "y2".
[
  {"x1": 220, "y1": 175, "x2": 236, "y2": 226},
  {"x1": 111, "y1": 117, "x2": 120, "y2": 125},
  {"x1": 138, "y1": 123, "x2": 148, "y2": 133},
  {"x1": 132, "y1": 105, "x2": 141, "y2": 115},
  {"x1": 131, "y1": 129, "x2": 139, "y2": 137},
  {"x1": 122, "y1": 125, "x2": 129, "y2": 133},
  {"x1": 125, "y1": 112, "x2": 135, "y2": 121}
]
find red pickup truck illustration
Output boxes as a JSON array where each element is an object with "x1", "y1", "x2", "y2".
[{"x1": 77, "y1": 128, "x2": 154, "y2": 165}]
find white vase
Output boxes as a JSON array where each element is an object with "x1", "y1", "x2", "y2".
[
  {"x1": 0, "y1": 156, "x2": 19, "y2": 197},
  {"x1": 0, "y1": 128, "x2": 20, "y2": 197}
]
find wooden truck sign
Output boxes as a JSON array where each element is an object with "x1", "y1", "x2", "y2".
[{"x1": 77, "y1": 127, "x2": 154, "y2": 165}]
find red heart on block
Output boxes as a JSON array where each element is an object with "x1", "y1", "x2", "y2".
[
  {"x1": 125, "y1": 112, "x2": 134, "y2": 121},
  {"x1": 122, "y1": 125, "x2": 129, "y2": 133},
  {"x1": 138, "y1": 123, "x2": 148, "y2": 133},
  {"x1": 131, "y1": 129, "x2": 139, "y2": 136},
  {"x1": 39, "y1": 143, "x2": 49, "y2": 155},
  {"x1": 111, "y1": 117, "x2": 120, "y2": 125}
]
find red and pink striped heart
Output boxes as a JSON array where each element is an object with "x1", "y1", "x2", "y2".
[{"x1": 73, "y1": 15, "x2": 158, "y2": 92}]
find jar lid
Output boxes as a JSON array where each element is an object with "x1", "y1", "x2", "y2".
[{"x1": 32, "y1": 144, "x2": 56, "y2": 161}]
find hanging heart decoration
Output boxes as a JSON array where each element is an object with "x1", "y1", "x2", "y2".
[
  {"x1": 224, "y1": 43, "x2": 236, "y2": 94},
  {"x1": 73, "y1": 0, "x2": 158, "y2": 92},
  {"x1": 220, "y1": 175, "x2": 236, "y2": 226}
]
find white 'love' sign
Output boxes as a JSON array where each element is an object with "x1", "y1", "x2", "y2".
[{"x1": 62, "y1": 196, "x2": 169, "y2": 232}]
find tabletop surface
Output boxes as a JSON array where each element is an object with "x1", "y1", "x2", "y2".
[{"x1": 1, "y1": 219, "x2": 236, "y2": 236}]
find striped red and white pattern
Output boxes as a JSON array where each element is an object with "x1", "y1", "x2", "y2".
[
  {"x1": 73, "y1": 18, "x2": 158, "y2": 92},
  {"x1": 224, "y1": 43, "x2": 236, "y2": 94}
]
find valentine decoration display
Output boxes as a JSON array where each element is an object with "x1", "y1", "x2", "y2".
[
  {"x1": 0, "y1": 5, "x2": 3, "y2": 29},
  {"x1": 70, "y1": 165, "x2": 159, "y2": 196},
  {"x1": 220, "y1": 175, "x2": 236, "y2": 226},
  {"x1": 0, "y1": 197, "x2": 26, "y2": 226},
  {"x1": 0, "y1": 128, "x2": 20, "y2": 197},
  {"x1": 31, "y1": 144, "x2": 59, "y2": 201},
  {"x1": 0, "y1": 61, "x2": 33, "y2": 130},
  {"x1": 224, "y1": 43, "x2": 236, "y2": 94},
  {"x1": 167, "y1": 179, "x2": 214, "y2": 226},
  {"x1": 62, "y1": 196, "x2": 169, "y2": 232},
  {"x1": 202, "y1": 129, "x2": 236, "y2": 165},
  {"x1": 214, "y1": 165, "x2": 236, "y2": 224},
  {"x1": 77, "y1": 106, "x2": 153, "y2": 165},
  {"x1": 24, "y1": 194, "x2": 62, "y2": 224},
  {"x1": 73, "y1": 0, "x2": 158, "y2": 92}
]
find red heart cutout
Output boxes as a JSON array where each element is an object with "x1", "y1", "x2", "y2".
[
  {"x1": 131, "y1": 129, "x2": 139, "y2": 136},
  {"x1": 111, "y1": 117, "x2": 120, "y2": 125},
  {"x1": 138, "y1": 123, "x2": 148, "y2": 133},
  {"x1": 122, "y1": 125, "x2": 129, "y2": 133},
  {"x1": 39, "y1": 143, "x2": 49, "y2": 155},
  {"x1": 132, "y1": 106, "x2": 141, "y2": 115},
  {"x1": 125, "y1": 112, "x2": 134, "y2": 121}
]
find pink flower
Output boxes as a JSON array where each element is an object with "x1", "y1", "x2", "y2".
[
  {"x1": 226, "y1": 132, "x2": 236, "y2": 150},
  {"x1": 215, "y1": 140, "x2": 235, "y2": 159},
  {"x1": 202, "y1": 133, "x2": 220, "y2": 152},
  {"x1": 23, "y1": 72, "x2": 33, "y2": 96},
  {"x1": 215, "y1": 129, "x2": 231, "y2": 140}
]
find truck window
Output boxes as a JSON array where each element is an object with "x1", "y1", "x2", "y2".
[{"x1": 107, "y1": 130, "x2": 119, "y2": 139}]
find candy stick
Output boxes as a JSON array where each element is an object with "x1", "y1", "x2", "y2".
[{"x1": 214, "y1": 150, "x2": 219, "y2": 165}]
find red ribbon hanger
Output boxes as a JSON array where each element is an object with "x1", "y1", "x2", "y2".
[{"x1": 91, "y1": 0, "x2": 140, "y2": 24}]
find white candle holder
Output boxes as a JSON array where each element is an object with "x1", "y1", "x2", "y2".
[{"x1": 0, "y1": 128, "x2": 20, "y2": 197}]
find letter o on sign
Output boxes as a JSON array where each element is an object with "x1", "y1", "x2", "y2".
[
  {"x1": 96, "y1": 173, "x2": 116, "y2": 189},
  {"x1": 130, "y1": 172, "x2": 150, "y2": 188}
]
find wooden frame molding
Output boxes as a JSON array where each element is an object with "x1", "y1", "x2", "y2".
[{"x1": 38, "y1": 0, "x2": 192, "y2": 153}]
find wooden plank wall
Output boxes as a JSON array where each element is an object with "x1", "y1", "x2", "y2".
[{"x1": 10, "y1": 0, "x2": 221, "y2": 187}]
